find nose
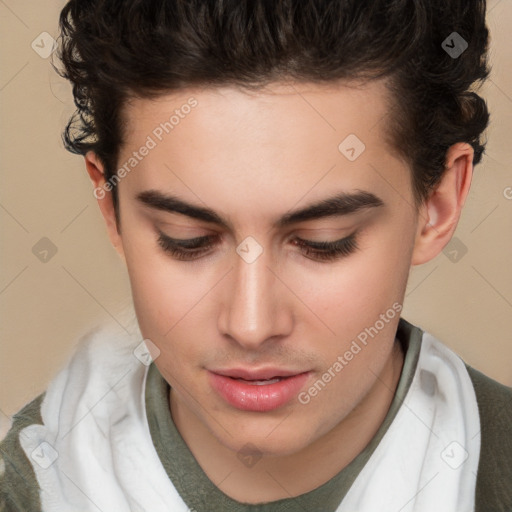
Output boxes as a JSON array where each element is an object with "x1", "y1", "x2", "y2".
[{"x1": 218, "y1": 242, "x2": 293, "y2": 351}]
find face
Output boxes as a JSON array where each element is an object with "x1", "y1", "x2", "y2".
[{"x1": 108, "y1": 80, "x2": 423, "y2": 456}]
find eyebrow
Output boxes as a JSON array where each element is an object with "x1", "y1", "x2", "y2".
[{"x1": 136, "y1": 189, "x2": 385, "y2": 230}]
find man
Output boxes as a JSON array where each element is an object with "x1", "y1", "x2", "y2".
[{"x1": 1, "y1": 0, "x2": 511, "y2": 511}]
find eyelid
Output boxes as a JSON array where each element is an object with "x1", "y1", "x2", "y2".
[
  {"x1": 158, "y1": 232, "x2": 215, "y2": 247},
  {"x1": 157, "y1": 230, "x2": 355, "y2": 247},
  {"x1": 294, "y1": 232, "x2": 354, "y2": 247},
  {"x1": 156, "y1": 227, "x2": 358, "y2": 244},
  {"x1": 157, "y1": 226, "x2": 360, "y2": 263}
]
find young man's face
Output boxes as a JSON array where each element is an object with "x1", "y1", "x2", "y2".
[{"x1": 91, "y1": 81, "x2": 435, "y2": 456}]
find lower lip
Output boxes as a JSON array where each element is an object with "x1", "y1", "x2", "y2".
[{"x1": 208, "y1": 371, "x2": 310, "y2": 412}]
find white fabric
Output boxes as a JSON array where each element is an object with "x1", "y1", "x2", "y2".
[
  {"x1": 19, "y1": 321, "x2": 481, "y2": 512},
  {"x1": 339, "y1": 332, "x2": 481, "y2": 512}
]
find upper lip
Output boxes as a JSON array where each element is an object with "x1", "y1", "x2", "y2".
[{"x1": 209, "y1": 367, "x2": 308, "y2": 380}]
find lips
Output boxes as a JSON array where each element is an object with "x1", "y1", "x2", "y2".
[
  {"x1": 211, "y1": 367, "x2": 303, "y2": 380},
  {"x1": 207, "y1": 367, "x2": 310, "y2": 412},
  {"x1": 234, "y1": 377, "x2": 282, "y2": 385}
]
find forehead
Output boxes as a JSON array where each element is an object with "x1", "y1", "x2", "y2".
[
  {"x1": 117, "y1": 80, "x2": 410, "y2": 226},
  {"x1": 122, "y1": 79, "x2": 393, "y2": 143}
]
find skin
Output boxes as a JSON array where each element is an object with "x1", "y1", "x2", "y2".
[{"x1": 84, "y1": 80, "x2": 473, "y2": 504}]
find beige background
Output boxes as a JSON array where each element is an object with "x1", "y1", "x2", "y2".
[{"x1": 1, "y1": 0, "x2": 511, "y2": 439}]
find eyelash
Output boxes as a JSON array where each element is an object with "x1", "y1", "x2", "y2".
[{"x1": 156, "y1": 231, "x2": 359, "y2": 262}]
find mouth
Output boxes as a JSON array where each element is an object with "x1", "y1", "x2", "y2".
[
  {"x1": 207, "y1": 368, "x2": 311, "y2": 412},
  {"x1": 232, "y1": 376, "x2": 284, "y2": 385},
  {"x1": 210, "y1": 367, "x2": 306, "y2": 380}
]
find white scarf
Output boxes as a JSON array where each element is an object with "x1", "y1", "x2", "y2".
[{"x1": 19, "y1": 321, "x2": 480, "y2": 512}]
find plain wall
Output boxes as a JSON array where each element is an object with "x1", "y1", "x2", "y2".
[{"x1": 1, "y1": 0, "x2": 512, "y2": 439}]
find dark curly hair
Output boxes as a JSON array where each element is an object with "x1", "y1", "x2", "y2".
[{"x1": 54, "y1": 0, "x2": 490, "y2": 226}]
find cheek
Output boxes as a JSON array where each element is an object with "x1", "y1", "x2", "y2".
[
  {"x1": 122, "y1": 230, "x2": 223, "y2": 378},
  {"x1": 295, "y1": 228, "x2": 411, "y2": 338},
  {"x1": 130, "y1": 268, "x2": 208, "y2": 354},
  {"x1": 121, "y1": 232, "x2": 195, "y2": 337},
  {"x1": 289, "y1": 241, "x2": 409, "y2": 436}
]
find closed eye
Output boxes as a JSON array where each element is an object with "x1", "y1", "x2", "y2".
[{"x1": 156, "y1": 230, "x2": 359, "y2": 262}]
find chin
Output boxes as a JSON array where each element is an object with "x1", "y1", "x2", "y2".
[{"x1": 211, "y1": 413, "x2": 318, "y2": 458}]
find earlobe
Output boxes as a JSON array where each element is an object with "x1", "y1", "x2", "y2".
[
  {"x1": 411, "y1": 143, "x2": 474, "y2": 266},
  {"x1": 84, "y1": 151, "x2": 125, "y2": 262}
]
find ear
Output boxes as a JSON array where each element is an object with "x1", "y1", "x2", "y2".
[
  {"x1": 411, "y1": 143, "x2": 474, "y2": 266},
  {"x1": 84, "y1": 151, "x2": 126, "y2": 263}
]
